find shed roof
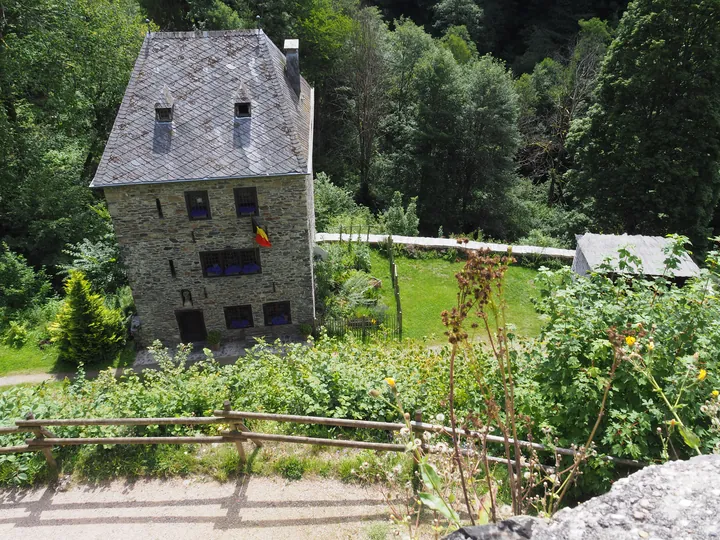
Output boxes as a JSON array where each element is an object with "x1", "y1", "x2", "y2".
[
  {"x1": 91, "y1": 30, "x2": 312, "y2": 188},
  {"x1": 574, "y1": 233, "x2": 700, "y2": 278}
]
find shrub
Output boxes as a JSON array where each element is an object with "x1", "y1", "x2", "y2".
[
  {"x1": 314, "y1": 172, "x2": 360, "y2": 232},
  {"x1": 274, "y1": 455, "x2": 305, "y2": 480},
  {"x1": 524, "y1": 239, "x2": 720, "y2": 491},
  {"x1": 49, "y1": 271, "x2": 125, "y2": 365},
  {"x1": 0, "y1": 243, "x2": 52, "y2": 313},
  {"x1": 2, "y1": 321, "x2": 29, "y2": 348},
  {"x1": 382, "y1": 191, "x2": 419, "y2": 236},
  {"x1": 60, "y1": 204, "x2": 127, "y2": 294}
]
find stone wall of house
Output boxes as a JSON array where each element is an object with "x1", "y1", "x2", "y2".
[{"x1": 104, "y1": 174, "x2": 315, "y2": 345}]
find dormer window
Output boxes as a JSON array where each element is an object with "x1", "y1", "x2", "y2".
[
  {"x1": 156, "y1": 107, "x2": 173, "y2": 123},
  {"x1": 234, "y1": 102, "x2": 251, "y2": 118}
]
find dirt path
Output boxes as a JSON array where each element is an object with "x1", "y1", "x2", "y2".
[{"x1": 0, "y1": 476, "x2": 389, "y2": 539}]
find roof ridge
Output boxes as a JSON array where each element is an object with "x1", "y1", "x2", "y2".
[
  {"x1": 148, "y1": 29, "x2": 261, "y2": 39},
  {"x1": 260, "y1": 34, "x2": 307, "y2": 172}
]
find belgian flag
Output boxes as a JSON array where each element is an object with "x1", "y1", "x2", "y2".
[{"x1": 253, "y1": 216, "x2": 271, "y2": 247}]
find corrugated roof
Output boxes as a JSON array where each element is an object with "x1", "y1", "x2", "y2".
[
  {"x1": 575, "y1": 233, "x2": 700, "y2": 277},
  {"x1": 91, "y1": 30, "x2": 312, "y2": 188}
]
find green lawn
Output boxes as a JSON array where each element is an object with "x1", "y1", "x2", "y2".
[
  {"x1": 0, "y1": 341, "x2": 136, "y2": 377},
  {"x1": 370, "y1": 250, "x2": 543, "y2": 343}
]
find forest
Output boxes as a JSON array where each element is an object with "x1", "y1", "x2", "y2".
[{"x1": 1, "y1": 0, "x2": 719, "y2": 287}]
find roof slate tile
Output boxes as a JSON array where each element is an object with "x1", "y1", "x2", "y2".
[{"x1": 91, "y1": 30, "x2": 312, "y2": 187}]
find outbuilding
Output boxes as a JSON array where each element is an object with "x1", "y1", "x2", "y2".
[{"x1": 571, "y1": 233, "x2": 700, "y2": 278}]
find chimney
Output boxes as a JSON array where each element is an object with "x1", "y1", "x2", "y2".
[{"x1": 284, "y1": 39, "x2": 300, "y2": 96}]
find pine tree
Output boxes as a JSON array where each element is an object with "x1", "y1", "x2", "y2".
[
  {"x1": 566, "y1": 0, "x2": 720, "y2": 249},
  {"x1": 50, "y1": 271, "x2": 124, "y2": 365}
]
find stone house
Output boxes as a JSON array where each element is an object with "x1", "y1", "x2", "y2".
[{"x1": 90, "y1": 30, "x2": 316, "y2": 345}]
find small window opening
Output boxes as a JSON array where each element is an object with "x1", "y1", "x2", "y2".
[
  {"x1": 185, "y1": 191, "x2": 211, "y2": 220},
  {"x1": 234, "y1": 187, "x2": 259, "y2": 216},
  {"x1": 169, "y1": 260, "x2": 176, "y2": 278},
  {"x1": 234, "y1": 102, "x2": 251, "y2": 118},
  {"x1": 224, "y1": 305, "x2": 254, "y2": 329},
  {"x1": 156, "y1": 107, "x2": 173, "y2": 123},
  {"x1": 263, "y1": 301, "x2": 291, "y2": 326},
  {"x1": 180, "y1": 289, "x2": 192, "y2": 307},
  {"x1": 156, "y1": 198, "x2": 164, "y2": 218}
]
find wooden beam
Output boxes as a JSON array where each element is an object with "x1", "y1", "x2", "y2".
[
  {"x1": 27, "y1": 436, "x2": 226, "y2": 446},
  {"x1": 0, "y1": 445, "x2": 39, "y2": 455},
  {"x1": 16, "y1": 417, "x2": 227, "y2": 427},
  {"x1": 222, "y1": 431, "x2": 406, "y2": 452}
]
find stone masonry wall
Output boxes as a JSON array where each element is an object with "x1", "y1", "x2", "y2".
[{"x1": 104, "y1": 175, "x2": 315, "y2": 345}]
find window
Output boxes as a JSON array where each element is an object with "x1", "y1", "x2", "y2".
[
  {"x1": 234, "y1": 102, "x2": 251, "y2": 118},
  {"x1": 156, "y1": 198, "x2": 164, "y2": 218},
  {"x1": 234, "y1": 187, "x2": 259, "y2": 216},
  {"x1": 156, "y1": 107, "x2": 173, "y2": 122},
  {"x1": 224, "y1": 305, "x2": 254, "y2": 329},
  {"x1": 263, "y1": 301, "x2": 291, "y2": 326},
  {"x1": 185, "y1": 191, "x2": 211, "y2": 220},
  {"x1": 169, "y1": 260, "x2": 176, "y2": 278},
  {"x1": 200, "y1": 249, "x2": 261, "y2": 277}
]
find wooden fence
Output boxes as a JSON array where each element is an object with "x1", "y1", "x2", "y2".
[{"x1": 0, "y1": 403, "x2": 644, "y2": 481}]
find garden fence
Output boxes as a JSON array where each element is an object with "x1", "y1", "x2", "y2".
[{"x1": 0, "y1": 402, "x2": 644, "y2": 483}]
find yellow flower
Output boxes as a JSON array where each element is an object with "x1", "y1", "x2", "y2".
[
  {"x1": 712, "y1": 390, "x2": 719, "y2": 398},
  {"x1": 384, "y1": 377, "x2": 396, "y2": 388},
  {"x1": 625, "y1": 336, "x2": 636, "y2": 347},
  {"x1": 698, "y1": 369, "x2": 708, "y2": 381},
  {"x1": 647, "y1": 341, "x2": 655, "y2": 351}
]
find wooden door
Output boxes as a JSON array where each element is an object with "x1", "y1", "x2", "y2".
[{"x1": 175, "y1": 310, "x2": 207, "y2": 343}]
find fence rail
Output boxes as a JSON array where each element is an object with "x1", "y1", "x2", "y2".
[{"x1": 0, "y1": 402, "x2": 645, "y2": 482}]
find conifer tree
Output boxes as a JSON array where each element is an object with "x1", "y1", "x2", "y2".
[
  {"x1": 50, "y1": 271, "x2": 124, "y2": 365},
  {"x1": 566, "y1": 0, "x2": 720, "y2": 249}
]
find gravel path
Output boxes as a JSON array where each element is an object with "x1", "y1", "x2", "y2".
[{"x1": 0, "y1": 476, "x2": 388, "y2": 540}]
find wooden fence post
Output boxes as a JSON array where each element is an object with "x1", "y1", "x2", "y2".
[
  {"x1": 26, "y1": 412, "x2": 58, "y2": 481},
  {"x1": 222, "y1": 400, "x2": 262, "y2": 461},
  {"x1": 412, "y1": 410, "x2": 423, "y2": 493},
  {"x1": 339, "y1": 224, "x2": 343, "y2": 242}
]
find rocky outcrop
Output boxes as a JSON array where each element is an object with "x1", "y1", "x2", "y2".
[{"x1": 446, "y1": 455, "x2": 720, "y2": 540}]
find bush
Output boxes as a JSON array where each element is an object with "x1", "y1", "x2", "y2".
[
  {"x1": 60, "y1": 204, "x2": 127, "y2": 294},
  {"x1": 0, "y1": 243, "x2": 52, "y2": 313},
  {"x1": 314, "y1": 172, "x2": 360, "y2": 232},
  {"x1": 523, "y1": 240, "x2": 720, "y2": 492},
  {"x1": 382, "y1": 191, "x2": 419, "y2": 236},
  {"x1": 2, "y1": 321, "x2": 29, "y2": 348},
  {"x1": 49, "y1": 271, "x2": 125, "y2": 365},
  {"x1": 274, "y1": 455, "x2": 305, "y2": 480}
]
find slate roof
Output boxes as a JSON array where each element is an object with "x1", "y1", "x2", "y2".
[
  {"x1": 91, "y1": 30, "x2": 313, "y2": 188},
  {"x1": 573, "y1": 233, "x2": 700, "y2": 278}
]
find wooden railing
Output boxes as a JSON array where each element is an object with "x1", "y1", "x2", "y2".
[{"x1": 0, "y1": 402, "x2": 645, "y2": 481}]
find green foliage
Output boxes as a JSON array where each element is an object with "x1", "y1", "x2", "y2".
[
  {"x1": 313, "y1": 172, "x2": 360, "y2": 232},
  {"x1": 382, "y1": 192, "x2": 419, "y2": 236},
  {"x1": 206, "y1": 330, "x2": 222, "y2": 347},
  {"x1": 566, "y1": 0, "x2": 720, "y2": 250},
  {"x1": 440, "y1": 25, "x2": 478, "y2": 64},
  {"x1": 0, "y1": 243, "x2": 52, "y2": 314},
  {"x1": 2, "y1": 321, "x2": 29, "y2": 348},
  {"x1": 526, "y1": 243, "x2": 720, "y2": 490},
  {"x1": 432, "y1": 0, "x2": 484, "y2": 42},
  {"x1": 49, "y1": 271, "x2": 125, "y2": 365},
  {"x1": 0, "y1": 0, "x2": 147, "y2": 270},
  {"x1": 60, "y1": 204, "x2": 127, "y2": 294},
  {"x1": 274, "y1": 455, "x2": 306, "y2": 480},
  {"x1": 314, "y1": 242, "x2": 384, "y2": 318}
]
